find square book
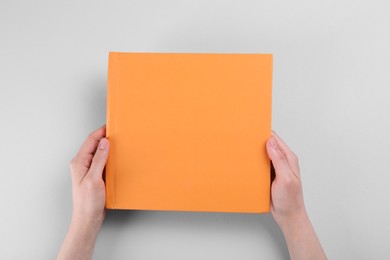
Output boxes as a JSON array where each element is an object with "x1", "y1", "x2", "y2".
[{"x1": 106, "y1": 52, "x2": 272, "y2": 213}]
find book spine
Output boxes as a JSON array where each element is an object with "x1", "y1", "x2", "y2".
[{"x1": 106, "y1": 52, "x2": 117, "y2": 208}]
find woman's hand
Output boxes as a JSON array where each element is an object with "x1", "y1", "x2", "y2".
[
  {"x1": 266, "y1": 131, "x2": 327, "y2": 260},
  {"x1": 57, "y1": 125, "x2": 110, "y2": 260},
  {"x1": 266, "y1": 131, "x2": 306, "y2": 226},
  {"x1": 70, "y1": 125, "x2": 109, "y2": 227}
]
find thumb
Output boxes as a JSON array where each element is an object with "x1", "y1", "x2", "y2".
[
  {"x1": 266, "y1": 136, "x2": 292, "y2": 178},
  {"x1": 88, "y1": 138, "x2": 110, "y2": 180}
]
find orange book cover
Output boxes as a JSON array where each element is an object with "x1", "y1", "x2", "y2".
[{"x1": 105, "y1": 52, "x2": 272, "y2": 213}]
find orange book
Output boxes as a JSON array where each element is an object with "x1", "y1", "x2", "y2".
[{"x1": 106, "y1": 52, "x2": 272, "y2": 213}]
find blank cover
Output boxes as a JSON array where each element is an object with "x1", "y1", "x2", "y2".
[{"x1": 106, "y1": 52, "x2": 272, "y2": 213}]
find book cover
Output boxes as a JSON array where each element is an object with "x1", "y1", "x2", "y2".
[{"x1": 106, "y1": 52, "x2": 272, "y2": 213}]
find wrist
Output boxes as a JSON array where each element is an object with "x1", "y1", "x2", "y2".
[
  {"x1": 278, "y1": 214, "x2": 313, "y2": 241},
  {"x1": 275, "y1": 210, "x2": 327, "y2": 260},
  {"x1": 275, "y1": 208, "x2": 310, "y2": 232},
  {"x1": 58, "y1": 214, "x2": 103, "y2": 260},
  {"x1": 72, "y1": 208, "x2": 105, "y2": 227},
  {"x1": 70, "y1": 213, "x2": 104, "y2": 238}
]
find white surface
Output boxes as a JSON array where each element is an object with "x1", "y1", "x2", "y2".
[{"x1": 1, "y1": 0, "x2": 389, "y2": 259}]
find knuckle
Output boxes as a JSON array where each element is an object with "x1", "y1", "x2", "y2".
[
  {"x1": 280, "y1": 177, "x2": 295, "y2": 190},
  {"x1": 70, "y1": 157, "x2": 77, "y2": 168},
  {"x1": 71, "y1": 154, "x2": 93, "y2": 168},
  {"x1": 84, "y1": 176, "x2": 98, "y2": 189},
  {"x1": 283, "y1": 177, "x2": 294, "y2": 186}
]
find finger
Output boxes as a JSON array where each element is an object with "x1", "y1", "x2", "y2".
[
  {"x1": 70, "y1": 125, "x2": 106, "y2": 183},
  {"x1": 70, "y1": 153, "x2": 93, "y2": 184},
  {"x1": 266, "y1": 136, "x2": 295, "y2": 179},
  {"x1": 271, "y1": 131, "x2": 300, "y2": 176},
  {"x1": 76, "y1": 125, "x2": 106, "y2": 159},
  {"x1": 87, "y1": 138, "x2": 110, "y2": 180}
]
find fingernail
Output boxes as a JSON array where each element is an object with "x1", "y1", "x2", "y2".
[
  {"x1": 268, "y1": 137, "x2": 277, "y2": 149},
  {"x1": 99, "y1": 138, "x2": 108, "y2": 150}
]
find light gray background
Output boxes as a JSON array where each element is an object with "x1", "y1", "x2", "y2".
[{"x1": 1, "y1": 0, "x2": 389, "y2": 259}]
